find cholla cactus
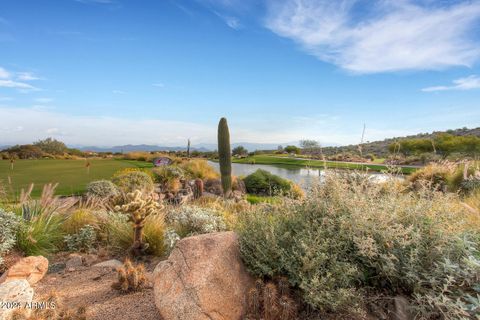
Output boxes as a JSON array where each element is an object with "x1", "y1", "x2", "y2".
[
  {"x1": 263, "y1": 282, "x2": 279, "y2": 320},
  {"x1": 115, "y1": 190, "x2": 163, "y2": 256},
  {"x1": 112, "y1": 258, "x2": 147, "y2": 293},
  {"x1": 247, "y1": 287, "x2": 262, "y2": 319}
]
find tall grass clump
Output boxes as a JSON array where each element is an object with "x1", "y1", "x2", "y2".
[
  {"x1": 14, "y1": 184, "x2": 72, "y2": 256},
  {"x1": 15, "y1": 203, "x2": 65, "y2": 256},
  {"x1": 179, "y1": 159, "x2": 219, "y2": 180},
  {"x1": 238, "y1": 171, "x2": 480, "y2": 317}
]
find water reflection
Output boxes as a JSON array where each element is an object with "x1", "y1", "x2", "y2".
[{"x1": 207, "y1": 161, "x2": 399, "y2": 188}]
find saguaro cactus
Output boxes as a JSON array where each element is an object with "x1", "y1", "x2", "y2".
[{"x1": 218, "y1": 117, "x2": 232, "y2": 197}]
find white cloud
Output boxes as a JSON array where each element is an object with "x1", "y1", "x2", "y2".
[
  {"x1": 265, "y1": 0, "x2": 480, "y2": 73},
  {"x1": 422, "y1": 75, "x2": 480, "y2": 92},
  {"x1": 213, "y1": 11, "x2": 243, "y2": 29},
  {"x1": 17, "y1": 72, "x2": 40, "y2": 81},
  {"x1": 0, "y1": 96, "x2": 13, "y2": 101},
  {"x1": 152, "y1": 83, "x2": 165, "y2": 88},
  {"x1": 0, "y1": 67, "x2": 10, "y2": 79},
  {"x1": 0, "y1": 80, "x2": 39, "y2": 91}
]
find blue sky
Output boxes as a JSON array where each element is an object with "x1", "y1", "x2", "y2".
[{"x1": 1, "y1": 0, "x2": 480, "y2": 147}]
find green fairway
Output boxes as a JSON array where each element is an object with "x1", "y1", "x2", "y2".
[
  {"x1": 231, "y1": 155, "x2": 418, "y2": 174},
  {"x1": 0, "y1": 159, "x2": 147, "y2": 198}
]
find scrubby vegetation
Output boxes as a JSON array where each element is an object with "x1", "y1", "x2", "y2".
[
  {"x1": 237, "y1": 170, "x2": 480, "y2": 318},
  {"x1": 243, "y1": 169, "x2": 304, "y2": 199}
]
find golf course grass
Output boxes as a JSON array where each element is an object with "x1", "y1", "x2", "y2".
[
  {"x1": 232, "y1": 155, "x2": 418, "y2": 174},
  {"x1": 0, "y1": 159, "x2": 149, "y2": 198}
]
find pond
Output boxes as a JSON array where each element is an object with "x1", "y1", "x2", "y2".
[{"x1": 207, "y1": 161, "x2": 398, "y2": 187}]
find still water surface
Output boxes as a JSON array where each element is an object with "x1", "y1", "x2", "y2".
[{"x1": 207, "y1": 161, "x2": 395, "y2": 187}]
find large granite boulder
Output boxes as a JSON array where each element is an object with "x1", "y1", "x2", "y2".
[
  {"x1": 0, "y1": 280, "x2": 34, "y2": 320},
  {"x1": 153, "y1": 231, "x2": 254, "y2": 320},
  {"x1": 0, "y1": 256, "x2": 48, "y2": 286}
]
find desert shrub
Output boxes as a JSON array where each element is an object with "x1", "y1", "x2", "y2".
[
  {"x1": 112, "y1": 171, "x2": 154, "y2": 194},
  {"x1": 166, "y1": 205, "x2": 226, "y2": 237},
  {"x1": 86, "y1": 180, "x2": 120, "y2": 199},
  {"x1": 179, "y1": 159, "x2": 219, "y2": 180},
  {"x1": 163, "y1": 229, "x2": 181, "y2": 251},
  {"x1": 288, "y1": 183, "x2": 305, "y2": 199},
  {"x1": 62, "y1": 209, "x2": 99, "y2": 235},
  {"x1": 153, "y1": 166, "x2": 184, "y2": 193},
  {"x1": 0, "y1": 208, "x2": 21, "y2": 267},
  {"x1": 15, "y1": 203, "x2": 65, "y2": 256},
  {"x1": 243, "y1": 169, "x2": 291, "y2": 196},
  {"x1": 407, "y1": 162, "x2": 455, "y2": 191},
  {"x1": 64, "y1": 225, "x2": 96, "y2": 252},
  {"x1": 238, "y1": 172, "x2": 480, "y2": 315}
]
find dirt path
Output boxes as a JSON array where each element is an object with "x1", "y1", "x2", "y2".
[{"x1": 34, "y1": 261, "x2": 162, "y2": 320}]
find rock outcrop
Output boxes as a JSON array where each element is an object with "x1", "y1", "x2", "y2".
[
  {"x1": 0, "y1": 280, "x2": 34, "y2": 320},
  {"x1": 0, "y1": 256, "x2": 48, "y2": 286},
  {"x1": 153, "y1": 231, "x2": 254, "y2": 320}
]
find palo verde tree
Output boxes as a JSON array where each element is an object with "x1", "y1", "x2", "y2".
[{"x1": 218, "y1": 117, "x2": 232, "y2": 197}]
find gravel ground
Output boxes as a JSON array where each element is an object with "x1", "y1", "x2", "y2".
[{"x1": 34, "y1": 260, "x2": 162, "y2": 320}]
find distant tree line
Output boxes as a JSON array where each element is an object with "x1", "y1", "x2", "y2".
[
  {"x1": 389, "y1": 133, "x2": 480, "y2": 157},
  {"x1": 1, "y1": 138, "x2": 84, "y2": 159}
]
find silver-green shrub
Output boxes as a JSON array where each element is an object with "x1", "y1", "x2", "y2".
[
  {"x1": 63, "y1": 224, "x2": 96, "y2": 252},
  {"x1": 166, "y1": 206, "x2": 226, "y2": 237},
  {"x1": 0, "y1": 208, "x2": 21, "y2": 267},
  {"x1": 112, "y1": 171, "x2": 154, "y2": 194},
  {"x1": 238, "y1": 171, "x2": 480, "y2": 316},
  {"x1": 86, "y1": 180, "x2": 120, "y2": 199}
]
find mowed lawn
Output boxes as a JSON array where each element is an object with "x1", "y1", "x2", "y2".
[{"x1": 0, "y1": 159, "x2": 144, "y2": 198}]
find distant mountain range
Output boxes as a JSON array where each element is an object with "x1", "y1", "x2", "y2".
[{"x1": 76, "y1": 142, "x2": 288, "y2": 153}]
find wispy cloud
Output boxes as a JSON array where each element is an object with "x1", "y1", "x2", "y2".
[
  {"x1": 0, "y1": 80, "x2": 39, "y2": 91},
  {"x1": 265, "y1": 0, "x2": 480, "y2": 73},
  {"x1": 0, "y1": 66, "x2": 42, "y2": 91},
  {"x1": 0, "y1": 96, "x2": 13, "y2": 101},
  {"x1": 152, "y1": 83, "x2": 165, "y2": 88},
  {"x1": 214, "y1": 11, "x2": 242, "y2": 29},
  {"x1": 17, "y1": 72, "x2": 40, "y2": 81},
  {"x1": 422, "y1": 75, "x2": 480, "y2": 92},
  {"x1": 112, "y1": 90, "x2": 126, "y2": 94}
]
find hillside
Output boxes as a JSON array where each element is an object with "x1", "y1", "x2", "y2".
[{"x1": 322, "y1": 127, "x2": 480, "y2": 156}]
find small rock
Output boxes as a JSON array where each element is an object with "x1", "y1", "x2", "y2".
[
  {"x1": 67, "y1": 267, "x2": 76, "y2": 273},
  {"x1": 47, "y1": 263, "x2": 66, "y2": 274},
  {"x1": 0, "y1": 280, "x2": 34, "y2": 320},
  {"x1": 65, "y1": 253, "x2": 84, "y2": 269},
  {"x1": 0, "y1": 256, "x2": 48, "y2": 286},
  {"x1": 92, "y1": 259, "x2": 123, "y2": 270}
]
